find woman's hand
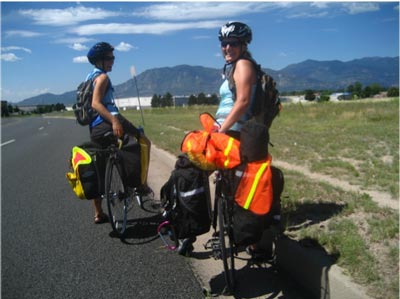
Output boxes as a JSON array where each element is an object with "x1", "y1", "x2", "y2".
[{"x1": 111, "y1": 117, "x2": 123, "y2": 138}]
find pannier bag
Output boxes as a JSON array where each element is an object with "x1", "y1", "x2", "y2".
[
  {"x1": 232, "y1": 154, "x2": 275, "y2": 245},
  {"x1": 160, "y1": 154, "x2": 211, "y2": 239},
  {"x1": 240, "y1": 120, "x2": 269, "y2": 163},
  {"x1": 118, "y1": 135, "x2": 142, "y2": 188},
  {"x1": 138, "y1": 135, "x2": 149, "y2": 185},
  {"x1": 66, "y1": 143, "x2": 106, "y2": 200},
  {"x1": 235, "y1": 154, "x2": 273, "y2": 215}
]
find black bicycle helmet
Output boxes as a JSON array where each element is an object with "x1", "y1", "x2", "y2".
[
  {"x1": 87, "y1": 42, "x2": 114, "y2": 65},
  {"x1": 218, "y1": 22, "x2": 252, "y2": 44}
]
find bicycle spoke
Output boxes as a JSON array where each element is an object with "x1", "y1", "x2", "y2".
[
  {"x1": 218, "y1": 197, "x2": 236, "y2": 293},
  {"x1": 106, "y1": 160, "x2": 127, "y2": 237}
]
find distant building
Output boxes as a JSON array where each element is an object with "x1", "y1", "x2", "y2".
[
  {"x1": 330, "y1": 92, "x2": 352, "y2": 101},
  {"x1": 114, "y1": 96, "x2": 152, "y2": 109},
  {"x1": 174, "y1": 96, "x2": 189, "y2": 107}
]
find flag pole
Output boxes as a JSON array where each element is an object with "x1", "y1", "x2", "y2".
[{"x1": 130, "y1": 66, "x2": 145, "y2": 126}]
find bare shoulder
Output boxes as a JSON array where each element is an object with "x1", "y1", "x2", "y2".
[
  {"x1": 234, "y1": 59, "x2": 256, "y2": 83},
  {"x1": 94, "y1": 73, "x2": 109, "y2": 87}
]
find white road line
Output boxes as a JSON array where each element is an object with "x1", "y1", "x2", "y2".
[{"x1": 1, "y1": 139, "x2": 16, "y2": 147}]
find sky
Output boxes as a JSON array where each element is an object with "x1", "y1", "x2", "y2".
[{"x1": 1, "y1": 1, "x2": 399, "y2": 103}]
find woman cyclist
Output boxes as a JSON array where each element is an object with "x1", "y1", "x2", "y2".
[
  {"x1": 216, "y1": 22, "x2": 275, "y2": 258},
  {"x1": 215, "y1": 21, "x2": 257, "y2": 140},
  {"x1": 85, "y1": 42, "x2": 152, "y2": 224}
]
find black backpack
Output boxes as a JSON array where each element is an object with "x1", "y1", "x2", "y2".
[
  {"x1": 160, "y1": 154, "x2": 211, "y2": 239},
  {"x1": 226, "y1": 58, "x2": 282, "y2": 129},
  {"x1": 73, "y1": 79, "x2": 99, "y2": 126}
]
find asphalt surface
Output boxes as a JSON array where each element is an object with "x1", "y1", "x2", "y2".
[{"x1": 1, "y1": 117, "x2": 203, "y2": 299}]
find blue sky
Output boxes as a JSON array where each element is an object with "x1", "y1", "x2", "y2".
[{"x1": 1, "y1": 1, "x2": 399, "y2": 103}]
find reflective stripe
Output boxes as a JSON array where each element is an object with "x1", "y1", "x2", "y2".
[
  {"x1": 223, "y1": 137, "x2": 234, "y2": 168},
  {"x1": 72, "y1": 147, "x2": 92, "y2": 170},
  {"x1": 243, "y1": 161, "x2": 269, "y2": 210},
  {"x1": 179, "y1": 186, "x2": 204, "y2": 198}
]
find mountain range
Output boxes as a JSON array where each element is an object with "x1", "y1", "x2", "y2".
[{"x1": 17, "y1": 56, "x2": 399, "y2": 106}]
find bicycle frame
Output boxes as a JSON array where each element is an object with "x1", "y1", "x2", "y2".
[{"x1": 205, "y1": 169, "x2": 237, "y2": 293}]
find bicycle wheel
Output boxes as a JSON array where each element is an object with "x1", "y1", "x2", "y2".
[
  {"x1": 105, "y1": 158, "x2": 127, "y2": 237},
  {"x1": 218, "y1": 196, "x2": 236, "y2": 293}
]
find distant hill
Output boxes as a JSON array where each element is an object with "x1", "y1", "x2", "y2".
[{"x1": 17, "y1": 56, "x2": 399, "y2": 106}]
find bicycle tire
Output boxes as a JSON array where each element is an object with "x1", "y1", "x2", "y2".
[
  {"x1": 105, "y1": 157, "x2": 127, "y2": 237},
  {"x1": 218, "y1": 196, "x2": 236, "y2": 293}
]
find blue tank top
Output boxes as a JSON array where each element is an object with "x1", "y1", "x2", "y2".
[
  {"x1": 216, "y1": 77, "x2": 256, "y2": 132},
  {"x1": 87, "y1": 68, "x2": 119, "y2": 128}
]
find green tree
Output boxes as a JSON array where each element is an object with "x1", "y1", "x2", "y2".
[
  {"x1": 197, "y1": 92, "x2": 207, "y2": 105},
  {"x1": 369, "y1": 83, "x2": 382, "y2": 96},
  {"x1": 1, "y1": 101, "x2": 9, "y2": 117},
  {"x1": 161, "y1": 92, "x2": 174, "y2": 107},
  {"x1": 387, "y1": 87, "x2": 399, "y2": 97},
  {"x1": 362, "y1": 86, "x2": 372, "y2": 98},
  {"x1": 151, "y1": 94, "x2": 161, "y2": 107},
  {"x1": 188, "y1": 94, "x2": 197, "y2": 106},
  {"x1": 209, "y1": 93, "x2": 219, "y2": 105},
  {"x1": 353, "y1": 82, "x2": 363, "y2": 98},
  {"x1": 304, "y1": 89, "x2": 316, "y2": 101}
]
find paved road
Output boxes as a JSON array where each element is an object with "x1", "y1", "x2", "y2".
[
  {"x1": 2, "y1": 116, "x2": 311, "y2": 299},
  {"x1": 1, "y1": 117, "x2": 203, "y2": 299}
]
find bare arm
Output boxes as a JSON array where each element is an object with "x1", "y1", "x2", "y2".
[
  {"x1": 219, "y1": 59, "x2": 256, "y2": 133},
  {"x1": 91, "y1": 73, "x2": 123, "y2": 137}
]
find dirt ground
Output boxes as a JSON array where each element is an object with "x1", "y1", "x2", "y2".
[{"x1": 147, "y1": 144, "x2": 394, "y2": 298}]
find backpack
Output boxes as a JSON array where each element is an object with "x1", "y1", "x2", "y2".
[
  {"x1": 66, "y1": 142, "x2": 106, "y2": 200},
  {"x1": 227, "y1": 58, "x2": 282, "y2": 129},
  {"x1": 160, "y1": 154, "x2": 211, "y2": 239},
  {"x1": 73, "y1": 79, "x2": 99, "y2": 126},
  {"x1": 73, "y1": 70, "x2": 110, "y2": 126}
]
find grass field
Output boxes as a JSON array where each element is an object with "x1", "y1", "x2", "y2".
[
  {"x1": 120, "y1": 98, "x2": 399, "y2": 299},
  {"x1": 55, "y1": 98, "x2": 399, "y2": 298}
]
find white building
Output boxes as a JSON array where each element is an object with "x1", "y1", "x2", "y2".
[{"x1": 114, "y1": 96, "x2": 153, "y2": 110}]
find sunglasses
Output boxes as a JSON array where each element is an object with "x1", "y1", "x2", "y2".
[
  {"x1": 103, "y1": 55, "x2": 115, "y2": 61},
  {"x1": 221, "y1": 41, "x2": 241, "y2": 48}
]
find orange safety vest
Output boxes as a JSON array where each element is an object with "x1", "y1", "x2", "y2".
[{"x1": 235, "y1": 154, "x2": 273, "y2": 215}]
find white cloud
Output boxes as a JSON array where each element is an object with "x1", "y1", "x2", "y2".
[
  {"x1": 114, "y1": 42, "x2": 137, "y2": 52},
  {"x1": 287, "y1": 11, "x2": 328, "y2": 19},
  {"x1": 342, "y1": 3, "x2": 380, "y2": 15},
  {"x1": 73, "y1": 56, "x2": 89, "y2": 63},
  {"x1": 69, "y1": 43, "x2": 88, "y2": 51},
  {"x1": 133, "y1": 2, "x2": 273, "y2": 21},
  {"x1": 1, "y1": 46, "x2": 32, "y2": 54},
  {"x1": 72, "y1": 20, "x2": 223, "y2": 36},
  {"x1": 311, "y1": 2, "x2": 329, "y2": 9},
  {"x1": 55, "y1": 37, "x2": 94, "y2": 44},
  {"x1": 1, "y1": 53, "x2": 21, "y2": 62},
  {"x1": 4, "y1": 30, "x2": 42, "y2": 38},
  {"x1": 19, "y1": 6, "x2": 121, "y2": 26}
]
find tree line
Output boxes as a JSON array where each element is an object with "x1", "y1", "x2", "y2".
[
  {"x1": 1, "y1": 101, "x2": 66, "y2": 117},
  {"x1": 2, "y1": 81, "x2": 398, "y2": 117},
  {"x1": 282, "y1": 82, "x2": 399, "y2": 101}
]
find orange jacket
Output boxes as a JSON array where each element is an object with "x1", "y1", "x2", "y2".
[{"x1": 181, "y1": 130, "x2": 241, "y2": 170}]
